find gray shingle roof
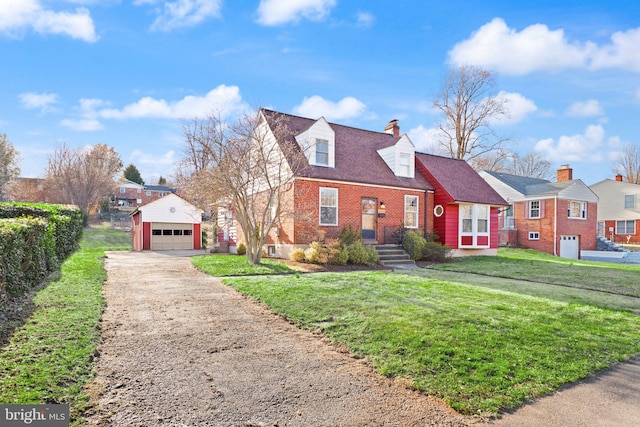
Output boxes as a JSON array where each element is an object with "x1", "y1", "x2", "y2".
[{"x1": 482, "y1": 170, "x2": 577, "y2": 197}]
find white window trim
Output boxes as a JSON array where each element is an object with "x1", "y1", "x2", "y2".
[
  {"x1": 314, "y1": 138, "x2": 329, "y2": 167},
  {"x1": 398, "y1": 153, "x2": 411, "y2": 177},
  {"x1": 616, "y1": 220, "x2": 636, "y2": 235},
  {"x1": 319, "y1": 187, "x2": 338, "y2": 226},
  {"x1": 404, "y1": 195, "x2": 419, "y2": 228},
  {"x1": 568, "y1": 200, "x2": 587, "y2": 220},
  {"x1": 459, "y1": 204, "x2": 491, "y2": 248},
  {"x1": 624, "y1": 194, "x2": 636, "y2": 209},
  {"x1": 529, "y1": 200, "x2": 541, "y2": 219},
  {"x1": 529, "y1": 232, "x2": 540, "y2": 240}
]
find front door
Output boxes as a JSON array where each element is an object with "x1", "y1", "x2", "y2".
[{"x1": 361, "y1": 198, "x2": 377, "y2": 240}]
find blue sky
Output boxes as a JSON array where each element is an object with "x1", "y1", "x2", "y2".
[{"x1": 2, "y1": 0, "x2": 640, "y2": 185}]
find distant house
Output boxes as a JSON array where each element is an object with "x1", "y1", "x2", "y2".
[
  {"x1": 416, "y1": 153, "x2": 508, "y2": 256},
  {"x1": 217, "y1": 109, "x2": 507, "y2": 258},
  {"x1": 479, "y1": 165, "x2": 599, "y2": 258},
  {"x1": 114, "y1": 179, "x2": 177, "y2": 211},
  {"x1": 2, "y1": 177, "x2": 48, "y2": 203},
  {"x1": 590, "y1": 175, "x2": 640, "y2": 244},
  {"x1": 131, "y1": 193, "x2": 203, "y2": 251}
]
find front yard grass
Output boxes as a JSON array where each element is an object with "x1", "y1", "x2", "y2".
[
  {"x1": 222, "y1": 268, "x2": 640, "y2": 415},
  {"x1": 192, "y1": 254, "x2": 295, "y2": 276},
  {"x1": 0, "y1": 228, "x2": 130, "y2": 426}
]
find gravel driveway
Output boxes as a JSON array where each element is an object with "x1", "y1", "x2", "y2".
[{"x1": 86, "y1": 251, "x2": 471, "y2": 426}]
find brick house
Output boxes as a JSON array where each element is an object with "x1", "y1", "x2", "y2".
[
  {"x1": 114, "y1": 179, "x2": 177, "y2": 211},
  {"x1": 479, "y1": 165, "x2": 599, "y2": 258},
  {"x1": 218, "y1": 109, "x2": 505, "y2": 258},
  {"x1": 416, "y1": 153, "x2": 508, "y2": 256},
  {"x1": 590, "y1": 175, "x2": 640, "y2": 245}
]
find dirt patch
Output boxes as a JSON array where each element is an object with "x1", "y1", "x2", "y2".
[{"x1": 86, "y1": 251, "x2": 472, "y2": 426}]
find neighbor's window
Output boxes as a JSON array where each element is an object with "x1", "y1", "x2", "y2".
[
  {"x1": 319, "y1": 187, "x2": 338, "y2": 226},
  {"x1": 529, "y1": 200, "x2": 541, "y2": 218},
  {"x1": 146, "y1": 191, "x2": 152, "y2": 196},
  {"x1": 120, "y1": 186, "x2": 126, "y2": 193},
  {"x1": 459, "y1": 204, "x2": 491, "y2": 248},
  {"x1": 568, "y1": 201, "x2": 587, "y2": 219},
  {"x1": 625, "y1": 194, "x2": 636, "y2": 209},
  {"x1": 315, "y1": 139, "x2": 329, "y2": 166},
  {"x1": 398, "y1": 153, "x2": 411, "y2": 177},
  {"x1": 616, "y1": 220, "x2": 636, "y2": 234},
  {"x1": 529, "y1": 232, "x2": 540, "y2": 240},
  {"x1": 404, "y1": 195, "x2": 418, "y2": 228}
]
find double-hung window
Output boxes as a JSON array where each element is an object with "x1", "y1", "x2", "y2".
[
  {"x1": 568, "y1": 201, "x2": 587, "y2": 219},
  {"x1": 315, "y1": 139, "x2": 329, "y2": 166},
  {"x1": 529, "y1": 200, "x2": 541, "y2": 218},
  {"x1": 398, "y1": 153, "x2": 411, "y2": 177},
  {"x1": 319, "y1": 188, "x2": 338, "y2": 226},
  {"x1": 625, "y1": 195, "x2": 636, "y2": 209},
  {"x1": 404, "y1": 195, "x2": 418, "y2": 228},
  {"x1": 617, "y1": 220, "x2": 635, "y2": 234}
]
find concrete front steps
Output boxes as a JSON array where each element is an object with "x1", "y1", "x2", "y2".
[{"x1": 373, "y1": 244, "x2": 416, "y2": 269}]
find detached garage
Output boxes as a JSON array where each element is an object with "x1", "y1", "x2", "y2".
[{"x1": 131, "y1": 193, "x2": 203, "y2": 251}]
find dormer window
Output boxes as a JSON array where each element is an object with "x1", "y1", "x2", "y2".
[
  {"x1": 316, "y1": 139, "x2": 329, "y2": 166},
  {"x1": 399, "y1": 153, "x2": 411, "y2": 177}
]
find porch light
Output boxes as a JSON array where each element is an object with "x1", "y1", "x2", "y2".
[{"x1": 378, "y1": 201, "x2": 386, "y2": 218}]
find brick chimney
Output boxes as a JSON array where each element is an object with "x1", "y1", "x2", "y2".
[
  {"x1": 615, "y1": 173, "x2": 623, "y2": 182},
  {"x1": 557, "y1": 164, "x2": 573, "y2": 182},
  {"x1": 384, "y1": 119, "x2": 400, "y2": 137}
]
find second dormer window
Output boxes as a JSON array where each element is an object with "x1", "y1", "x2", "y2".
[{"x1": 316, "y1": 139, "x2": 329, "y2": 166}]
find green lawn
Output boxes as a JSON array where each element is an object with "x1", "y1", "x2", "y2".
[
  {"x1": 218, "y1": 251, "x2": 640, "y2": 415},
  {"x1": 0, "y1": 228, "x2": 130, "y2": 426},
  {"x1": 192, "y1": 254, "x2": 295, "y2": 276}
]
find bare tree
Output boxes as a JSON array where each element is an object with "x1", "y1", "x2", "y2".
[
  {"x1": 0, "y1": 133, "x2": 21, "y2": 200},
  {"x1": 505, "y1": 152, "x2": 553, "y2": 180},
  {"x1": 433, "y1": 65, "x2": 508, "y2": 161},
  {"x1": 180, "y1": 109, "x2": 306, "y2": 265},
  {"x1": 612, "y1": 143, "x2": 640, "y2": 184},
  {"x1": 45, "y1": 143, "x2": 122, "y2": 219},
  {"x1": 468, "y1": 149, "x2": 510, "y2": 173}
]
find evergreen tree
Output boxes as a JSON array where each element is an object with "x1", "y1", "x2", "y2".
[{"x1": 123, "y1": 163, "x2": 144, "y2": 185}]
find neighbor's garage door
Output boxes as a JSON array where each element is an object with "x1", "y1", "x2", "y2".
[{"x1": 150, "y1": 223, "x2": 194, "y2": 250}]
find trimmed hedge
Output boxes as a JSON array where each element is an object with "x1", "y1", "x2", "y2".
[{"x1": 0, "y1": 203, "x2": 83, "y2": 300}]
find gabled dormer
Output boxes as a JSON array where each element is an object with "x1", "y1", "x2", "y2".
[
  {"x1": 377, "y1": 134, "x2": 416, "y2": 178},
  {"x1": 294, "y1": 117, "x2": 335, "y2": 168}
]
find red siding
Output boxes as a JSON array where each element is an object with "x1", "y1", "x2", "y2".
[
  {"x1": 193, "y1": 223, "x2": 202, "y2": 249},
  {"x1": 442, "y1": 204, "x2": 460, "y2": 248},
  {"x1": 142, "y1": 222, "x2": 151, "y2": 250}
]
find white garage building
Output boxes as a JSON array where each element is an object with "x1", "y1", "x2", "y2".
[{"x1": 131, "y1": 193, "x2": 203, "y2": 251}]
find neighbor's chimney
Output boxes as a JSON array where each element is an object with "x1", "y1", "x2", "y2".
[
  {"x1": 384, "y1": 119, "x2": 400, "y2": 138},
  {"x1": 557, "y1": 164, "x2": 573, "y2": 182},
  {"x1": 615, "y1": 173, "x2": 623, "y2": 182}
]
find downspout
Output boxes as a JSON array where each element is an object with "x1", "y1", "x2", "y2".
[{"x1": 553, "y1": 195, "x2": 558, "y2": 256}]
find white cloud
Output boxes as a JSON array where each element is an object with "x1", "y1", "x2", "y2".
[
  {"x1": 146, "y1": 0, "x2": 222, "y2": 32},
  {"x1": 448, "y1": 18, "x2": 590, "y2": 75},
  {"x1": 356, "y1": 11, "x2": 374, "y2": 28},
  {"x1": 256, "y1": 0, "x2": 336, "y2": 26},
  {"x1": 99, "y1": 85, "x2": 245, "y2": 119},
  {"x1": 407, "y1": 125, "x2": 443, "y2": 154},
  {"x1": 18, "y1": 92, "x2": 59, "y2": 112},
  {"x1": 292, "y1": 95, "x2": 366, "y2": 121},
  {"x1": 590, "y1": 27, "x2": 640, "y2": 72},
  {"x1": 0, "y1": 0, "x2": 97, "y2": 42},
  {"x1": 491, "y1": 91, "x2": 537, "y2": 125},
  {"x1": 534, "y1": 124, "x2": 608, "y2": 162},
  {"x1": 565, "y1": 99, "x2": 604, "y2": 117},
  {"x1": 60, "y1": 118, "x2": 104, "y2": 131},
  {"x1": 130, "y1": 149, "x2": 177, "y2": 166}
]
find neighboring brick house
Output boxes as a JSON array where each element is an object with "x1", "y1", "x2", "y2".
[
  {"x1": 590, "y1": 174, "x2": 640, "y2": 245},
  {"x1": 2, "y1": 177, "x2": 48, "y2": 202},
  {"x1": 416, "y1": 153, "x2": 508, "y2": 256},
  {"x1": 479, "y1": 165, "x2": 599, "y2": 258},
  {"x1": 114, "y1": 179, "x2": 177, "y2": 211},
  {"x1": 218, "y1": 109, "x2": 506, "y2": 258}
]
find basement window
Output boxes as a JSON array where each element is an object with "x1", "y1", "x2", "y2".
[{"x1": 529, "y1": 232, "x2": 540, "y2": 240}]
